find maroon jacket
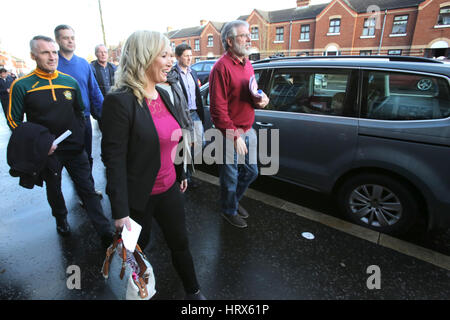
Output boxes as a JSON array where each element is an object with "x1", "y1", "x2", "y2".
[{"x1": 209, "y1": 52, "x2": 259, "y2": 140}]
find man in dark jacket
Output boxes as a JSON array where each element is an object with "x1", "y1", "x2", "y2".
[
  {"x1": 8, "y1": 35, "x2": 113, "y2": 247},
  {"x1": 90, "y1": 44, "x2": 116, "y2": 97},
  {"x1": 172, "y1": 44, "x2": 205, "y2": 188},
  {"x1": 0, "y1": 68, "x2": 14, "y2": 119}
]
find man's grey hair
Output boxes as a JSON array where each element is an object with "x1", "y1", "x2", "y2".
[
  {"x1": 221, "y1": 20, "x2": 249, "y2": 51},
  {"x1": 30, "y1": 35, "x2": 56, "y2": 53},
  {"x1": 95, "y1": 44, "x2": 107, "y2": 54}
]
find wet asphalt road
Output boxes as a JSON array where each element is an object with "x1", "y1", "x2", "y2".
[
  {"x1": 0, "y1": 117, "x2": 449, "y2": 300},
  {"x1": 217, "y1": 168, "x2": 450, "y2": 257}
]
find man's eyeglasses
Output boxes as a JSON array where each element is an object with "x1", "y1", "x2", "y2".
[{"x1": 235, "y1": 33, "x2": 251, "y2": 39}]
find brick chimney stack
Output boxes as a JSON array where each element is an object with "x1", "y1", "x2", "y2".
[{"x1": 297, "y1": 0, "x2": 311, "y2": 7}]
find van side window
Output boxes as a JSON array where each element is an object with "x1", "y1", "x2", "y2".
[
  {"x1": 361, "y1": 71, "x2": 450, "y2": 120},
  {"x1": 191, "y1": 64, "x2": 203, "y2": 72},
  {"x1": 266, "y1": 69, "x2": 353, "y2": 116}
]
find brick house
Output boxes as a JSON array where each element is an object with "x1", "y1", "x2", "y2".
[
  {"x1": 167, "y1": 21, "x2": 225, "y2": 62},
  {"x1": 412, "y1": 0, "x2": 450, "y2": 57},
  {"x1": 243, "y1": 3, "x2": 327, "y2": 58},
  {"x1": 166, "y1": 0, "x2": 450, "y2": 60},
  {"x1": 316, "y1": 0, "x2": 423, "y2": 56}
]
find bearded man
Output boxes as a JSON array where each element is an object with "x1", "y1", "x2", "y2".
[{"x1": 209, "y1": 20, "x2": 269, "y2": 228}]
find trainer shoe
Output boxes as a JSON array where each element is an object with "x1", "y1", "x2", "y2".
[
  {"x1": 237, "y1": 204, "x2": 249, "y2": 219},
  {"x1": 221, "y1": 213, "x2": 247, "y2": 228}
]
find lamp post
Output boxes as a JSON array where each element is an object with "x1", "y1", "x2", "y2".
[{"x1": 98, "y1": 0, "x2": 107, "y2": 46}]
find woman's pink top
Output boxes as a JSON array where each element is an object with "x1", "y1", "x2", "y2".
[{"x1": 146, "y1": 95, "x2": 182, "y2": 195}]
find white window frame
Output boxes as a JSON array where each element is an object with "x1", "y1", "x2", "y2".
[
  {"x1": 388, "y1": 49, "x2": 402, "y2": 55},
  {"x1": 437, "y1": 6, "x2": 450, "y2": 26},
  {"x1": 328, "y1": 19, "x2": 341, "y2": 35},
  {"x1": 391, "y1": 15, "x2": 408, "y2": 35},
  {"x1": 251, "y1": 26, "x2": 259, "y2": 40},
  {"x1": 300, "y1": 24, "x2": 310, "y2": 42},
  {"x1": 207, "y1": 35, "x2": 213, "y2": 47},
  {"x1": 362, "y1": 17, "x2": 376, "y2": 37},
  {"x1": 275, "y1": 27, "x2": 284, "y2": 43},
  {"x1": 194, "y1": 39, "x2": 200, "y2": 51}
]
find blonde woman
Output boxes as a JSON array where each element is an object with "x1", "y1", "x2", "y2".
[{"x1": 101, "y1": 30, "x2": 205, "y2": 300}]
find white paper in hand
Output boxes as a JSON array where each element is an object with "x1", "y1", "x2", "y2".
[
  {"x1": 249, "y1": 75, "x2": 263, "y2": 99},
  {"x1": 121, "y1": 218, "x2": 142, "y2": 252},
  {"x1": 53, "y1": 130, "x2": 72, "y2": 145}
]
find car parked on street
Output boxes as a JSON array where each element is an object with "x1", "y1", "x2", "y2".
[
  {"x1": 200, "y1": 55, "x2": 450, "y2": 236},
  {"x1": 191, "y1": 59, "x2": 217, "y2": 85}
]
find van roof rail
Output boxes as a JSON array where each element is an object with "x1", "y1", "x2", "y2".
[{"x1": 252, "y1": 55, "x2": 443, "y2": 65}]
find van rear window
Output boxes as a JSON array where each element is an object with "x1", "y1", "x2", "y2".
[{"x1": 362, "y1": 71, "x2": 450, "y2": 120}]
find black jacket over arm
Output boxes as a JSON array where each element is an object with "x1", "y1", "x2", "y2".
[{"x1": 101, "y1": 87, "x2": 186, "y2": 220}]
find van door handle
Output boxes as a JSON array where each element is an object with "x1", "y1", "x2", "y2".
[{"x1": 256, "y1": 122, "x2": 274, "y2": 127}]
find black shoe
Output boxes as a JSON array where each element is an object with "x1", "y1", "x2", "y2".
[
  {"x1": 78, "y1": 199, "x2": 86, "y2": 210},
  {"x1": 185, "y1": 290, "x2": 207, "y2": 300},
  {"x1": 188, "y1": 180, "x2": 199, "y2": 189},
  {"x1": 237, "y1": 204, "x2": 249, "y2": 219},
  {"x1": 95, "y1": 190, "x2": 103, "y2": 199},
  {"x1": 221, "y1": 213, "x2": 247, "y2": 228},
  {"x1": 55, "y1": 216, "x2": 71, "y2": 236}
]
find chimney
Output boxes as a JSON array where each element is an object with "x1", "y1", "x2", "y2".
[
  {"x1": 200, "y1": 19, "x2": 208, "y2": 26},
  {"x1": 297, "y1": 0, "x2": 311, "y2": 7},
  {"x1": 167, "y1": 26, "x2": 173, "y2": 32}
]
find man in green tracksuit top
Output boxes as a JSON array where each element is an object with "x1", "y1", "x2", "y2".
[{"x1": 7, "y1": 35, "x2": 113, "y2": 248}]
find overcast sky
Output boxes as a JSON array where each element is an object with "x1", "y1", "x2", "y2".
[{"x1": 1, "y1": 0, "x2": 329, "y2": 69}]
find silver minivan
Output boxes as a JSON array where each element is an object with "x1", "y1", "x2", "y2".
[{"x1": 201, "y1": 56, "x2": 450, "y2": 235}]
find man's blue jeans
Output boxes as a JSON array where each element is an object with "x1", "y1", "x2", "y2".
[{"x1": 219, "y1": 129, "x2": 258, "y2": 216}]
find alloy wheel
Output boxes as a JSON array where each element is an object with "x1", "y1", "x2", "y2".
[{"x1": 348, "y1": 184, "x2": 402, "y2": 228}]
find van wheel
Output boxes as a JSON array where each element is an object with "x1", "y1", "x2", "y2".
[{"x1": 337, "y1": 174, "x2": 419, "y2": 235}]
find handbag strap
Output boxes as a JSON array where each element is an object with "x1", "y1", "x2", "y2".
[
  {"x1": 132, "y1": 245, "x2": 150, "y2": 298},
  {"x1": 101, "y1": 232, "x2": 121, "y2": 279},
  {"x1": 133, "y1": 276, "x2": 149, "y2": 299},
  {"x1": 119, "y1": 243, "x2": 127, "y2": 280}
]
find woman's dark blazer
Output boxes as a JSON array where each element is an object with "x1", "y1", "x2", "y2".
[{"x1": 101, "y1": 86, "x2": 186, "y2": 220}]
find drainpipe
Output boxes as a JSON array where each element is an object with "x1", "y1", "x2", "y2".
[
  {"x1": 378, "y1": 10, "x2": 387, "y2": 55},
  {"x1": 289, "y1": 21, "x2": 293, "y2": 56}
]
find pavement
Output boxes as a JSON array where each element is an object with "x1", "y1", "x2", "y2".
[{"x1": 0, "y1": 118, "x2": 449, "y2": 300}]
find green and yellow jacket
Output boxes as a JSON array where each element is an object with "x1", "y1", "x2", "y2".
[{"x1": 7, "y1": 68, "x2": 86, "y2": 152}]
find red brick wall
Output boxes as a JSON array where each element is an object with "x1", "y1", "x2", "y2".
[
  {"x1": 315, "y1": 0, "x2": 357, "y2": 54},
  {"x1": 248, "y1": 11, "x2": 270, "y2": 57},
  {"x1": 351, "y1": 8, "x2": 418, "y2": 55},
  {"x1": 168, "y1": 0, "x2": 450, "y2": 60},
  {"x1": 412, "y1": 0, "x2": 450, "y2": 49},
  {"x1": 290, "y1": 20, "x2": 316, "y2": 55},
  {"x1": 352, "y1": 13, "x2": 381, "y2": 54},
  {"x1": 380, "y1": 9, "x2": 418, "y2": 49},
  {"x1": 200, "y1": 23, "x2": 223, "y2": 59},
  {"x1": 267, "y1": 22, "x2": 291, "y2": 54}
]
